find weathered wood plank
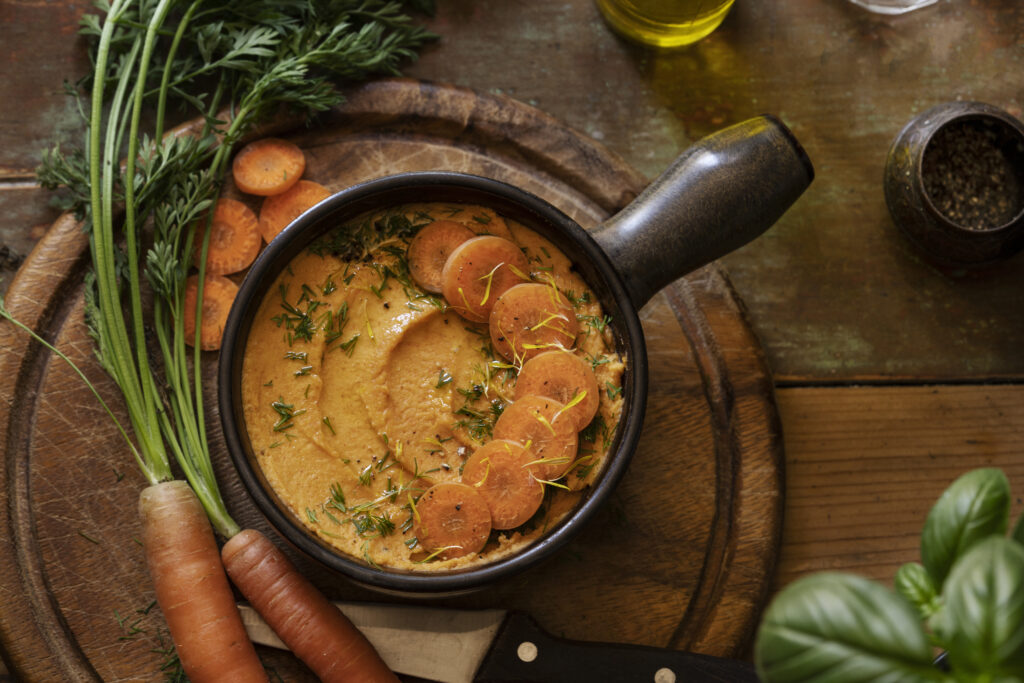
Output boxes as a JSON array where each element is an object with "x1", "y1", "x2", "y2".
[{"x1": 774, "y1": 384, "x2": 1024, "y2": 591}]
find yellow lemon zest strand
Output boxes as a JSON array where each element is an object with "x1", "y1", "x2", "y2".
[
  {"x1": 533, "y1": 411, "x2": 557, "y2": 436},
  {"x1": 408, "y1": 491, "x2": 421, "y2": 526},
  {"x1": 525, "y1": 454, "x2": 570, "y2": 469},
  {"x1": 522, "y1": 341, "x2": 567, "y2": 353},
  {"x1": 473, "y1": 457, "x2": 492, "y2": 487},
  {"x1": 529, "y1": 311, "x2": 570, "y2": 333},
  {"x1": 476, "y1": 261, "x2": 505, "y2": 306},
  {"x1": 507, "y1": 263, "x2": 532, "y2": 283},
  {"x1": 415, "y1": 545, "x2": 461, "y2": 563},
  {"x1": 457, "y1": 286, "x2": 474, "y2": 314},
  {"x1": 555, "y1": 390, "x2": 587, "y2": 421}
]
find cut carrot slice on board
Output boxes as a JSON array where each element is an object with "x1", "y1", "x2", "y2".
[
  {"x1": 407, "y1": 220, "x2": 476, "y2": 294},
  {"x1": 489, "y1": 282, "x2": 579, "y2": 364},
  {"x1": 515, "y1": 350, "x2": 600, "y2": 431},
  {"x1": 461, "y1": 440, "x2": 545, "y2": 530},
  {"x1": 192, "y1": 198, "x2": 261, "y2": 276},
  {"x1": 413, "y1": 482, "x2": 492, "y2": 560},
  {"x1": 231, "y1": 137, "x2": 306, "y2": 196},
  {"x1": 492, "y1": 394, "x2": 578, "y2": 482},
  {"x1": 183, "y1": 273, "x2": 239, "y2": 351},
  {"x1": 441, "y1": 235, "x2": 530, "y2": 323},
  {"x1": 258, "y1": 179, "x2": 331, "y2": 244}
]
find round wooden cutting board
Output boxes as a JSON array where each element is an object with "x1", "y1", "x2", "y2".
[{"x1": 0, "y1": 79, "x2": 783, "y2": 681}]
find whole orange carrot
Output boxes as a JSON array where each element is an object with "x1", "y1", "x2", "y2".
[
  {"x1": 222, "y1": 528, "x2": 399, "y2": 683},
  {"x1": 140, "y1": 481, "x2": 268, "y2": 683}
]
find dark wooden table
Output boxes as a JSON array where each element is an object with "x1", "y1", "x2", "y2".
[{"x1": 3, "y1": 0, "x2": 1023, "y2": 678}]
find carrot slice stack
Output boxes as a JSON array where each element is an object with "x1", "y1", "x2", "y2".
[
  {"x1": 407, "y1": 220, "x2": 476, "y2": 294},
  {"x1": 441, "y1": 235, "x2": 530, "y2": 322},
  {"x1": 492, "y1": 395, "x2": 578, "y2": 482},
  {"x1": 515, "y1": 350, "x2": 600, "y2": 430},
  {"x1": 462, "y1": 440, "x2": 545, "y2": 530},
  {"x1": 489, "y1": 282, "x2": 579, "y2": 364}
]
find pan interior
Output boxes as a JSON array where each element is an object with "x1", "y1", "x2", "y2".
[{"x1": 219, "y1": 172, "x2": 649, "y2": 592}]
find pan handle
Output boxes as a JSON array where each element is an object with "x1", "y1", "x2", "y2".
[{"x1": 591, "y1": 115, "x2": 814, "y2": 310}]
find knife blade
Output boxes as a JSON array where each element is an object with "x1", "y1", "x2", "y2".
[{"x1": 238, "y1": 602, "x2": 759, "y2": 682}]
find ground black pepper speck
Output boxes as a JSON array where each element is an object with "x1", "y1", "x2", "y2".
[{"x1": 922, "y1": 119, "x2": 1024, "y2": 230}]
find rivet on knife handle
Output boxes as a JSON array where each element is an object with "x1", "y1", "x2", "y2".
[{"x1": 474, "y1": 612, "x2": 759, "y2": 683}]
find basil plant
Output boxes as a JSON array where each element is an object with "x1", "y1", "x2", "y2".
[{"x1": 755, "y1": 468, "x2": 1024, "y2": 682}]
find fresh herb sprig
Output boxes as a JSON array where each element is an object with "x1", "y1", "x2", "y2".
[
  {"x1": 35, "y1": 0, "x2": 435, "y2": 537},
  {"x1": 755, "y1": 467, "x2": 1024, "y2": 682}
]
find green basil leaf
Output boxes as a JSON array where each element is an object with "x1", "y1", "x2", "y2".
[
  {"x1": 942, "y1": 536, "x2": 1024, "y2": 676},
  {"x1": 921, "y1": 468, "x2": 1010, "y2": 589},
  {"x1": 755, "y1": 572, "x2": 942, "y2": 683},
  {"x1": 895, "y1": 562, "x2": 940, "y2": 619}
]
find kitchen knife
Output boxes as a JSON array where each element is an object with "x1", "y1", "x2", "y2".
[{"x1": 239, "y1": 602, "x2": 759, "y2": 682}]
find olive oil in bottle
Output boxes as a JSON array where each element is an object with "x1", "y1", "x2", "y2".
[{"x1": 596, "y1": 0, "x2": 735, "y2": 48}]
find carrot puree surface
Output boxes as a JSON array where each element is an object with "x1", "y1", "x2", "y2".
[{"x1": 241, "y1": 202, "x2": 624, "y2": 571}]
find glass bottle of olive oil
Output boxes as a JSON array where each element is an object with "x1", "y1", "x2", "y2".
[{"x1": 596, "y1": 0, "x2": 735, "y2": 48}]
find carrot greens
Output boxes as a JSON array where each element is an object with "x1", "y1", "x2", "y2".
[{"x1": 36, "y1": 0, "x2": 435, "y2": 538}]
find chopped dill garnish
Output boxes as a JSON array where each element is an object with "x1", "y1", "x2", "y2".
[
  {"x1": 580, "y1": 414, "x2": 611, "y2": 447},
  {"x1": 564, "y1": 290, "x2": 591, "y2": 308},
  {"x1": 436, "y1": 368, "x2": 453, "y2": 388},
  {"x1": 271, "y1": 284, "x2": 323, "y2": 345},
  {"x1": 271, "y1": 398, "x2": 305, "y2": 432},
  {"x1": 338, "y1": 333, "x2": 360, "y2": 356},
  {"x1": 605, "y1": 381, "x2": 622, "y2": 399},
  {"x1": 322, "y1": 416, "x2": 336, "y2": 434},
  {"x1": 578, "y1": 313, "x2": 612, "y2": 334},
  {"x1": 361, "y1": 541, "x2": 381, "y2": 569},
  {"x1": 351, "y1": 512, "x2": 395, "y2": 538},
  {"x1": 328, "y1": 483, "x2": 347, "y2": 512}
]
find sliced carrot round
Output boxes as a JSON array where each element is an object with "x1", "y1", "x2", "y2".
[
  {"x1": 183, "y1": 273, "x2": 239, "y2": 351},
  {"x1": 258, "y1": 179, "x2": 331, "y2": 244},
  {"x1": 489, "y1": 282, "x2": 579, "y2": 364},
  {"x1": 191, "y1": 198, "x2": 261, "y2": 276},
  {"x1": 413, "y1": 482, "x2": 492, "y2": 560},
  {"x1": 515, "y1": 350, "x2": 600, "y2": 431},
  {"x1": 461, "y1": 440, "x2": 545, "y2": 530},
  {"x1": 441, "y1": 236, "x2": 530, "y2": 323},
  {"x1": 492, "y1": 395, "x2": 578, "y2": 482},
  {"x1": 407, "y1": 220, "x2": 476, "y2": 294},
  {"x1": 232, "y1": 137, "x2": 306, "y2": 196}
]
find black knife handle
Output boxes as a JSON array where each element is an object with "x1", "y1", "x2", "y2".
[{"x1": 474, "y1": 612, "x2": 760, "y2": 683}]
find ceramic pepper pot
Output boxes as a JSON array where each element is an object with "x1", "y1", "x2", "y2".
[{"x1": 884, "y1": 101, "x2": 1024, "y2": 267}]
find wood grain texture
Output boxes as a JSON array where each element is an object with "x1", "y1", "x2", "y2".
[
  {"x1": 0, "y1": 79, "x2": 783, "y2": 681},
  {"x1": 4, "y1": 1, "x2": 1023, "y2": 377},
  {"x1": 774, "y1": 384, "x2": 1024, "y2": 590}
]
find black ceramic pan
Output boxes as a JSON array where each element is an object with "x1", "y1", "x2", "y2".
[{"x1": 219, "y1": 115, "x2": 813, "y2": 595}]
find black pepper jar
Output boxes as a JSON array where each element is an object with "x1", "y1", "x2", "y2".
[{"x1": 884, "y1": 101, "x2": 1024, "y2": 267}]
